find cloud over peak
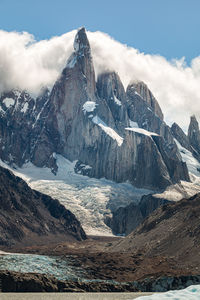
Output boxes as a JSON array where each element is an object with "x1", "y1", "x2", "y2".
[{"x1": 0, "y1": 28, "x2": 200, "y2": 129}]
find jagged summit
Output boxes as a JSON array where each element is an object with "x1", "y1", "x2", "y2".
[
  {"x1": 73, "y1": 27, "x2": 90, "y2": 54},
  {"x1": 65, "y1": 27, "x2": 95, "y2": 100},
  {"x1": 189, "y1": 115, "x2": 199, "y2": 130},
  {"x1": 0, "y1": 27, "x2": 190, "y2": 192},
  {"x1": 1, "y1": 27, "x2": 199, "y2": 236},
  {"x1": 171, "y1": 122, "x2": 191, "y2": 151},
  {"x1": 188, "y1": 114, "x2": 200, "y2": 156},
  {"x1": 128, "y1": 81, "x2": 163, "y2": 120}
]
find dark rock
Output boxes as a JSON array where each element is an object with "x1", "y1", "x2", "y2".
[
  {"x1": 96, "y1": 72, "x2": 129, "y2": 132},
  {"x1": 108, "y1": 194, "x2": 171, "y2": 235},
  {"x1": 188, "y1": 115, "x2": 200, "y2": 156},
  {"x1": 171, "y1": 121, "x2": 200, "y2": 162},
  {"x1": 152, "y1": 135, "x2": 190, "y2": 183},
  {"x1": 126, "y1": 83, "x2": 173, "y2": 143},
  {"x1": 171, "y1": 122, "x2": 191, "y2": 151},
  {"x1": 0, "y1": 165, "x2": 86, "y2": 247},
  {"x1": 129, "y1": 81, "x2": 163, "y2": 120},
  {"x1": 1, "y1": 270, "x2": 200, "y2": 292},
  {"x1": 108, "y1": 203, "x2": 143, "y2": 235}
]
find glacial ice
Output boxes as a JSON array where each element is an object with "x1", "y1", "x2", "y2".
[{"x1": 136, "y1": 285, "x2": 200, "y2": 299}]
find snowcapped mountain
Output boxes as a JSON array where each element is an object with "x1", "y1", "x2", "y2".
[{"x1": 0, "y1": 27, "x2": 200, "y2": 235}]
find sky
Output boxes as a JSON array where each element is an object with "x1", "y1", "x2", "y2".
[
  {"x1": 0, "y1": 0, "x2": 200, "y2": 129},
  {"x1": 1, "y1": 0, "x2": 200, "y2": 63}
]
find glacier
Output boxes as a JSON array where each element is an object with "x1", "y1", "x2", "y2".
[{"x1": 0, "y1": 155, "x2": 152, "y2": 236}]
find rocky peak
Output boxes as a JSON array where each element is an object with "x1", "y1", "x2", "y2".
[
  {"x1": 171, "y1": 122, "x2": 191, "y2": 151},
  {"x1": 129, "y1": 81, "x2": 163, "y2": 120},
  {"x1": 0, "y1": 28, "x2": 190, "y2": 193},
  {"x1": 188, "y1": 115, "x2": 200, "y2": 133},
  {"x1": 65, "y1": 27, "x2": 95, "y2": 100},
  {"x1": 97, "y1": 72, "x2": 125, "y2": 101},
  {"x1": 74, "y1": 27, "x2": 91, "y2": 55},
  {"x1": 188, "y1": 115, "x2": 200, "y2": 155}
]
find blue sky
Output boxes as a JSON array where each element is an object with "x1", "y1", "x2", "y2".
[{"x1": 0, "y1": 0, "x2": 200, "y2": 64}]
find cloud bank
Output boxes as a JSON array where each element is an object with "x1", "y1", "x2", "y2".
[{"x1": 0, "y1": 28, "x2": 200, "y2": 129}]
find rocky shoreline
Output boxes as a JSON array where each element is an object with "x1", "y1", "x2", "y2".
[{"x1": 1, "y1": 270, "x2": 200, "y2": 293}]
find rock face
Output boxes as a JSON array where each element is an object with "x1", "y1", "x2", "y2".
[
  {"x1": 0, "y1": 27, "x2": 190, "y2": 190},
  {"x1": 0, "y1": 166, "x2": 86, "y2": 247},
  {"x1": 188, "y1": 115, "x2": 200, "y2": 157},
  {"x1": 171, "y1": 117, "x2": 200, "y2": 162},
  {"x1": 129, "y1": 81, "x2": 164, "y2": 120},
  {"x1": 108, "y1": 194, "x2": 171, "y2": 235},
  {"x1": 171, "y1": 122, "x2": 191, "y2": 151},
  {"x1": 1, "y1": 270, "x2": 200, "y2": 292}
]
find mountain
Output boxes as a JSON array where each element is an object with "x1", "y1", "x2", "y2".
[
  {"x1": 171, "y1": 117, "x2": 200, "y2": 162},
  {"x1": 0, "y1": 28, "x2": 190, "y2": 191},
  {"x1": 107, "y1": 194, "x2": 171, "y2": 235},
  {"x1": 111, "y1": 193, "x2": 200, "y2": 266},
  {"x1": 0, "y1": 27, "x2": 200, "y2": 236},
  {"x1": 0, "y1": 165, "x2": 86, "y2": 247}
]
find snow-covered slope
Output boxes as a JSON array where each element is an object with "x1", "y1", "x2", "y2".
[
  {"x1": 0, "y1": 155, "x2": 152, "y2": 236},
  {"x1": 175, "y1": 139, "x2": 200, "y2": 177},
  {"x1": 154, "y1": 141, "x2": 200, "y2": 201},
  {"x1": 137, "y1": 285, "x2": 200, "y2": 300}
]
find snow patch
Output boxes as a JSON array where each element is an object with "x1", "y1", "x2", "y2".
[
  {"x1": 83, "y1": 101, "x2": 97, "y2": 113},
  {"x1": 92, "y1": 115, "x2": 123, "y2": 146},
  {"x1": 154, "y1": 179, "x2": 200, "y2": 201},
  {"x1": 125, "y1": 127, "x2": 158, "y2": 137},
  {"x1": 134, "y1": 91, "x2": 140, "y2": 96},
  {"x1": 129, "y1": 119, "x2": 139, "y2": 128},
  {"x1": 21, "y1": 102, "x2": 28, "y2": 113},
  {"x1": 52, "y1": 152, "x2": 57, "y2": 159},
  {"x1": 3, "y1": 98, "x2": 15, "y2": 108},
  {"x1": 113, "y1": 95, "x2": 122, "y2": 106},
  {"x1": 79, "y1": 164, "x2": 92, "y2": 170}
]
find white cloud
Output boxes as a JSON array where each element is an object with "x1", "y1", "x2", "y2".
[
  {"x1": 0, "y1": 30, "x2": 75, "y2": 96},
  {"x1": 0, "y1": 28, "x2": 200, "y2": 130}
]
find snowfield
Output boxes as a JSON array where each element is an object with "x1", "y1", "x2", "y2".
[{"x1": 136, "y1": 285, "x2": 200, "y2": 299}]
